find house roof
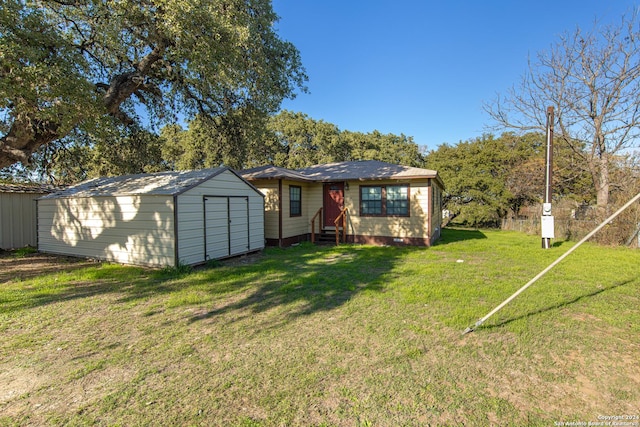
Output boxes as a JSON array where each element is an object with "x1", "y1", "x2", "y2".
[
  {"x1": 39, "y1": 167, "x2": 243, "y2": 199},
  {"x1": 296, "y1": 160, "x2": 439, "y2": 182},
  {"x1": 0, "y1": 183, "x2": 61, "y2": 194},
  {"x1": 242, "y1": 161, "x2": 443, "y2": 187},
  {"x1": 240, "y1": 165, "x2": 312, "y2": 182}
]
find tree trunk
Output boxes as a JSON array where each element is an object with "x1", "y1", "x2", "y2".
[
  {"x1": 0, "y1": 117, "x2": 61, "y2": 169},
  {"x1": 0, "y1": 43, "x2": 167, "y2": 170},
  {"x1": 591, "y1": 155, "x2": 610, "y2": 212}
]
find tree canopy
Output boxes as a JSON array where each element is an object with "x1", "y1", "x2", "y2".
[
  {"x1": 0, "y1": 0, "x2": 307, "y2": 169},
  {"x1": 157, "y1": 110, "x2": 426, "y2": 171},
  {"x1": 425, "y1": 133, "x2": 593, "y2": 227}
]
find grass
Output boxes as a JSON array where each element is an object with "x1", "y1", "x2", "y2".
[
  {"x1": 0, "y1": 228, "x2": 638, "y2": 426},
  {"x1": 9, "y1": 246, "x2": 37, "y2": 258}
]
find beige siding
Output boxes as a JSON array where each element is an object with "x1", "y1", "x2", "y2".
[
  {"x1": 177, "y1": 169, "x2": 264, "y2": 265},
  {"x1": 307, "y1": 184, "x2": 324, "y2": 229},
  {"x1": 345, "y1": 179, "x2": 431, "y2": 240},
  {"x1": 251, "y1": 180, "x2": 280, "y2": 241},
  {"x1": 38, "y1": 195, "x2": 176, "y2": 267},
  {"x1": 246, "y1": 175, "x2": 440, "y2": 246},
  {"x1": 0, "y1": 192, "x2": 44, "y2": 249},
  {"x1": 280, "y1": 181, "x2": 312, "y2": 239},
  {"x1": 248, "y1": 179, "x2": 319, "y2": 241}
]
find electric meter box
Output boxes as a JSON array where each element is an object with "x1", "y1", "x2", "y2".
[{"x1": 541, "y1": 215, "x2": 555, "y2": 239}]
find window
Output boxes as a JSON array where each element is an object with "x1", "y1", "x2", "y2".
[
  {"x1": 289, "y1": 186, "x2": 301, "y2": 216},
  {"x1": 386, "y1": 185, "x2": 409, "y2": 215},
  {"x1": 361, "y1": 186, "x2": 382, "y2": 215},
  {"x1": 360, "y1": 185, "x2": 409, "y2": 216}
]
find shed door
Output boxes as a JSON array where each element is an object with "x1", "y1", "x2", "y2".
[
  {"x1": 229, "y1": 197, "x2": 249, "y2": 255},
  {"x1": 204, "y1": 196, "x2": 249, "y2": 260}
]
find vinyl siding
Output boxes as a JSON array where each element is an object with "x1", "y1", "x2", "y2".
[
  {"x1": 38, "y1": 195, "x2": 176, "y2": 267},
  {"x1": 0, "y1": 192, "x2": 44, "y2": 249},
  {"x1": 251, "y1": 180, "x2": 280, "y2": 241},
  {"x1": 307, "y1": 184, "x2": 324, "y2": 229},
  {"x1": 345, "y1": 179, "x2": 431, "y2": 240},
  {"x1": 244, "y1": 171, "x2": 443, "y2": 246},
  {"x1": 176, "y1": 169, "x2": 264, "y2": 265},
  {"x1": 280, "y1": 181, "x2": 311, "y2": 239}
]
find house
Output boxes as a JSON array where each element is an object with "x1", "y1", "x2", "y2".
[
  {"x1": 0, "y1": 183, "x2": 59, "y2": 250},
  {"x1": 37, "y1": 167, "x2": 264, "y2": 267},
  {"x1": 241, "y1": 160, "x2": 444, "y2": 247}
]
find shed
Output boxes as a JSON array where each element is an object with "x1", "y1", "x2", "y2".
[
  {"x1": 37, "y1": 167, "x2": 265, "y2": 267},
  {"x1": 1, "y1": 184, "x2": 58, "y2": 250}
]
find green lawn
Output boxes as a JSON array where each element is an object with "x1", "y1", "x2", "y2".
[{"x1": 1, "y1": 229, "x2": 638, "y2": 426}]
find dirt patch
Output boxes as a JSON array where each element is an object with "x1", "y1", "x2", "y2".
[
  {"x1": 0, "y1": 251, "x2": 98, "y2": 283},
  {"x1": 0, "y1": 367, "x2": 49, "y2": 406},
  {"x1": 219, "y1": 251, "x2": 264, "y2": 267}
]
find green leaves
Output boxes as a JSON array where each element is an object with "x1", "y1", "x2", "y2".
[
  {"x1": 0, "y1": 0, "x2": 307, "y2": 169},
  {"x1": 426, "y1": 132, "x2": 595, "y2": 226},
  {"x1": 265, "y1": 111, "x2": 425, "y2": 169},
  {"x1": 0, "y1": 1, "x2": 99, "y2": 133}
]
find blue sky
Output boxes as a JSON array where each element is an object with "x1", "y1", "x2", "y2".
[{"x1": 272, "y1": 0, "x2": 638, "y2": 151}]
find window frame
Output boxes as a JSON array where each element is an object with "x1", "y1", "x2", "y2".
[
  {"x1": 359, "y1": 184, "x2": 410, "y2": 217},
  {"x1": 289, "y1": 185, "x2": 302, "y2": 217}
]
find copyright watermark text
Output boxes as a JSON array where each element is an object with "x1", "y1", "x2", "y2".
[{"x1": 554, "y1": 415, "x2": 639, "y2": 427}]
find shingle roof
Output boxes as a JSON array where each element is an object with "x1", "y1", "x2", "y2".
[
  {"x1": 40, "y1": 167, "x2": 230, "y2": 199},
  {"x1": 240, "y1": 165, "x2": 312, "y2": 182},
  {"x1": 0, "y1": 183, "x2": 61, "y2": 194},
  {"x1": 295, "y1": 160, "x2": 439, "y2": 181}
]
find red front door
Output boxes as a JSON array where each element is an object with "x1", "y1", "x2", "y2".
[{"x1": 323, "y1": 183, "x2": 344, "y2": 227}]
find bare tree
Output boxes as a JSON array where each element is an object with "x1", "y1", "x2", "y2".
[{"x1": 485, "y1": 11, "x2": 640, "y2": 210}]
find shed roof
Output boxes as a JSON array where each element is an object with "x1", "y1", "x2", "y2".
[{"x1": 40, "y1": 167, "x2": 249, "y2": 199}]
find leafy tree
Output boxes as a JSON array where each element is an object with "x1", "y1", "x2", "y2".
[
  {"x1": 264, "y1": 111, "x2": 425, "y2": 169},
  {"x1": 90, "y1": 125, "x2": 167, "y2": 177},
  {"x1": 160, "y1": 121, "x2": 210, "y2": 171},
  {"x1": 344, "y1": 130, "x2": 424, "y2": 167},
  {"x1": 485, "y1": 11, "x2": 640, "y2": 210},
  {"x1": 427, "y1": 135, "x2": 513, "y2": 226},
  {"x1": 267, "y1": 111, "x2": 344, "y2": 168},
  {"x1": 1, "y1": 121, "x2": 170, "y2": 183},
  {"x1": 160, "y1": 107, "x2": 270, "y2": 170},
  {"x1": 0, "y1": 0, "x2": 307, "y2": 169},
  {"x1": 426, "y1": 132, "x2": 593, "y2": 226},
  {"x1": 0, "y1": 129, "x2": 94, "y2": 184}
]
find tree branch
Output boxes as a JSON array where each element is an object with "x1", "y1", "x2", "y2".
[{"x1": 0, "y1": 117, "x2": 60, "y2": 169}]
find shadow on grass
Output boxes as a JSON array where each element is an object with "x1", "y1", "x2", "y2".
[
  {"x1": 484, "y1": 278, "x2": 636, "y2": 330},
  {"x1": 435, "y1": 227, "x2": 487, "y2": 245},
  {"x1": 0, "y1": 265, "x2": 168, "y2": 314},
  {"x1": 0, "y1": 244, "x2": 407, "y2": 325},
  {"x1": 187, "y1": 244, "x2": 405, "y2": 324}
]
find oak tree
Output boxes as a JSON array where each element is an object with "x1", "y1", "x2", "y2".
[{"x1": 0, "y1": 0, "x2": 307, "y2": 169}]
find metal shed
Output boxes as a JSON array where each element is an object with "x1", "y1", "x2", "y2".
[
  {"x1": 0, "y1": 184, "x2": 58, "y2": 250},
  {"x1": 37, "y1": 167, "x2": 265, "y2": 267}
]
